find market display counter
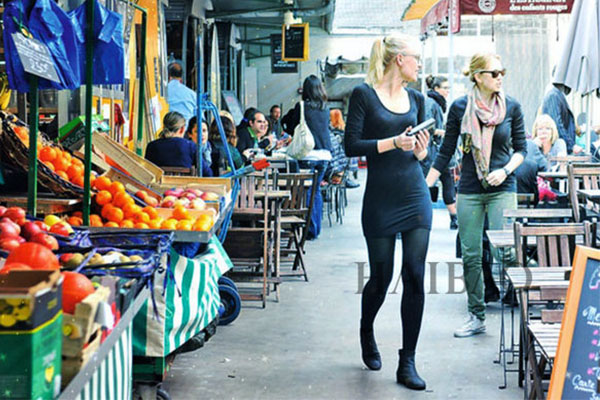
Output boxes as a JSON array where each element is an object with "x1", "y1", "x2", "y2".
[{"x1": 59, "y1": 287, "x2": 149, "y2": 399}]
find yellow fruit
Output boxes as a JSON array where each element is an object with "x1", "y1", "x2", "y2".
[{"x1": 44, "y1": 215, "x2": 61, "y2": 227}]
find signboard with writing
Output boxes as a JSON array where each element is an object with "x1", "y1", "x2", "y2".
[
  {"x1": 282, "y1": 23, "x2": 309, "y2": 62},
  {"x1": 461, "y1": 0, "x2": 574, "y2": 15},
  {"x1": 11, "y1": 33, "x2": 60, "y2": 83},
  {"x1": 548, "y1": 246, "x2": 600, "y2": 400},
  {"x1": 271, "y1": 34, "x2": 298, "y2": 74},
  {"x1": 221, "y1": 90, "x2": 244, "y2": 126}
]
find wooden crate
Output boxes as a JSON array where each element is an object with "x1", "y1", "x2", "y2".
[
  {"x1": 103, "y1": 167, "x2": 162, "y2": 202},
  {"x1": 62, "y1": 286, "x2": 110, "y2": 357},
  {"x1": 156, "y1": 176, "x2": 232, "y2": 192},
  {"x1": 92, "y1": 133, "x2": 163, "y2": 185},
  {"x1": 61, "y1": 329, "x2": 102, "y2": 387}
]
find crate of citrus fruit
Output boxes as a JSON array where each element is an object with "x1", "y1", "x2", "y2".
[
  {"x1": 0, "y1": 111, "x2": 85, "y2": 198},
  {"x1": 62, "y1": 175, "x2": 223, "y2": 243}
]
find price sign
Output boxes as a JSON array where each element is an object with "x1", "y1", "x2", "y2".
[
  {"x1": 271, "y1": 34, "x2": 298, "y2": 74},
  {"x1": 282, "y1": 23, "x2": 309, "y2": 62},
  {"x1": 11, "y1": 33, "x2": 60, "y2": 83}
]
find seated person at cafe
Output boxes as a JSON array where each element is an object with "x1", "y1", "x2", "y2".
[
  {"x1": 185, "y1": 116, "x2": 213, "y2": 176},
  {"x1": 529, "y1": 114, "x2": 567, "y2": 171},
  {"x1": 236, "y1": 109, "x2": 273, "y2": 162},
  {"x1": 145, "y1": 111, "x2": 211, "y2": 176},
  {"x1": 209, "y1": 116, "x2": 244, "y2": 175}
]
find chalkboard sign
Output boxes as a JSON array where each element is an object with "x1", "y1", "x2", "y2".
[
  {"x1": 282, "y1": 23, "x2": 309, "y2": 62},
  {"x1": 270, "y1": 34, "x2": 298, "y2": 74},
  {"x1": 11, "y1": 33, "x2": 60, "y2": 83},
  {"x1": 549, "y1": 246, "x2": 600, "y2": 400},
  {"x1": 221, "y1": 90, "x2": 243, "y2": 126}
]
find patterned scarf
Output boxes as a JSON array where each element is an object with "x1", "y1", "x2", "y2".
[{"x1": 461, "y1": 85, "x2": 506, "y2": 181}]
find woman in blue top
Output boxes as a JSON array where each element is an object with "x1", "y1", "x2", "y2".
[
  {"x1": 426, "y1": 53, "x2": 527, "y2": 338},
  {"x1": 345, "y1": 35, "x2": 431, "y2": 391},
  {"x1": 145, "y1": 112, "x2": 199, "y2": 172}
]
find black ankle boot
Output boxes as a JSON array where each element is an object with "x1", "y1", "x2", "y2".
[
  {"x1": 396, "y1": 349, "x2": 426, "y2": 390},
  {"x1": 360, "y1": 327, "x2": 381, "y2": 370}
]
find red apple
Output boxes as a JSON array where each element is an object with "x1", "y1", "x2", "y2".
[
  {"x1": 21, "y1": 221, "x2": 42, "y2": 240},
  {"x1": 0, "y1": 206, "x2": 7, "y2": 218},
  {"x1": 0, "y1": 221, "x2": 21, "y2": 237},
  {"x1": 3, "y1": 207, "x2": 26, "y2": 222},
  {"x1": 31, "y1": 233, "x2": 59, "y2": 250},
  {"x1": 49, "y1": 222, "x2": 71, "y2": 237},
  {"x1": 145, "y1": 197, "x2": 159, "y2": 207},
  {"x1": 33, "y1": 221, "x2": 49, "y2": 232},
  {"x1": 0, "y1": 237, "x2": 22, "y2": 252}
]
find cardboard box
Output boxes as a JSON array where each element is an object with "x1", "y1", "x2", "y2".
[{"x1": 0, "y1": 270, "x2": 63, "y2": 400}]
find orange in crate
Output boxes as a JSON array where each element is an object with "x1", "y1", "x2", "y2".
[
  {"x1": 67, "y1": 216, "x2": 83, "y2": 226},
  {"x1": 61, "y1": 151, "x2": 72, "y2": 164},
  {"x1": 112, "y1": 192, "x2": 133, "y2": 208},
  {"x1": 89, "y1": 214, "x2": 103, "y2": 227},
  {"x1": 101, "y1": 204, "x2": 114, "y2": 219},
  {"x1": 71, "y1": 175, "x2": 84, "y2": 187},
  {"x1": 161, "y1": 219, "x2": 178, "y2": 230},
  {"x1": 176, "y1": 220, "x2": 193, "y2": 231},
  {"x1": 148, "y1": 218, "x2": 162, "y2": 229},
  {"x1": 44, "y1": 161, "x2": 55, "y2": 171},
  {"x1": 193, "y1": 215, "x2": 213, "y2": 232},
  {"x1": 119, "y1": 219, "x2": 134, "y2": 228},
  {"x1": 134, "y1": 222, "x2": 149, "y2": 229},
  {"x1": 106, "y1": 207, "x2": 124, "y2": 223},
  {"x1": 133, "y1": 212, "x2": 150, "y2": 224},
  {"x1": 57, "y1": 170, "x2": 69, "y2": 180},
  {"x1": 172, "y1": 206, "x2": 191, "y2": 221},
  {"x1": 66, "y1": 165, "x2": 83, "y2": 180},
  {"x1": 123, "y1": 204, "x2": 141, "y2": 219},
  {"x1": 109, "y1": 181, "x2": 125, "y2": 197},
  {"x1": 53, "y1": 156, "x2": 70, "y2": 172},
  {"x1": 95, "y1": 190, "x2": 112, "y2": 206},
  {"x1": 39, "y1": 146, "x2": 57, "y2": 162},
  {"x1": 142, "y1": 206, "x2": 158, "y2": 220},
  {"x1": 94, "y1": 176, "x2": 111, "y2": 191}
]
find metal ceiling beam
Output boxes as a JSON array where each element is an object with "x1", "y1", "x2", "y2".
[{"x1": 207, "y1": 0, "x2": 333, "y2": 19}]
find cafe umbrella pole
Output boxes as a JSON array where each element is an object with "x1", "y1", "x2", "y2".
[
  {"x1": 26, "y1": 75, "x2": 39, "y2": 217},
  {"x1": 82, "y1": 0, "x2": 95, "y2": 226}
]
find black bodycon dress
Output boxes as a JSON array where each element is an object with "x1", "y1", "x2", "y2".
[{"x1": 345, "y1": 83, "x2": 432, "y2": 237}]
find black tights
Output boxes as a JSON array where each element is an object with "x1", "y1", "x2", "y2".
[{"x1": 361, "y1": 229, "x2": 430, "y2": 352}]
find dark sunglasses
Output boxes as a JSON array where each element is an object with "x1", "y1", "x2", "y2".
[{"x1": 476, "y1": 69, "x2": 506, "y2": 78}]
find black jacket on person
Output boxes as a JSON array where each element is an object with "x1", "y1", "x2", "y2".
[
  {"x1": 236, "y1": 125, "x2": 270, "y2": 162},
  {"x1": 281, "y1": 101, "x2": 333, "y2": 153}
]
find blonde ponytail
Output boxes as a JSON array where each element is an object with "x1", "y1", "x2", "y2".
[
  {"x1": 365, "y1": 35, "x2": 418, "y2": 86},
  {"x1": 365, "y1": 38, "x2": 386, "y2": 86}
]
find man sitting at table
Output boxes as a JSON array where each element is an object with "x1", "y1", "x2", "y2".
[{"x1": 236, "y1": 109, "x2": 275, "y2": 163}]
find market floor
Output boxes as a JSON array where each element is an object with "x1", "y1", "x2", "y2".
[{"x1": 162, "y1": 170, "x2": 523, "y2": 400}]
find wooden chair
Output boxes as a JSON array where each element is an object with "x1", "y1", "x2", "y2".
[
  {"x1": 232, "y1": 173, "x2": 266, "y2": 225},
  {"x1": 513, "y1": 222, "x2": 593, "y2": 269},
  {"x1": 274, "y1": 170, "x2": 319, "y2": 281},
  {"x1": 548, "y1": 154, "x2": 592, "y2": 171},
  {"x1": 567, "y1": 163, "x2": 600, "y2": 222},
  {"x1": 223, "y1": 170, "x2": 274, "y2": 308}
]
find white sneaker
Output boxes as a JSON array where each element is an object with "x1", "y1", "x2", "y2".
[{"x1": 454, "y1": 313, "x2": 486, "y2": 338}]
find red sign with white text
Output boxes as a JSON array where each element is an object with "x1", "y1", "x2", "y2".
[{"x1": 460, "y1": 0, "x2": 573, "y2": 15}]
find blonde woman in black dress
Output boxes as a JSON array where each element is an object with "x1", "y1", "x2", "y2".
[{"x1": 345, "y1": 35, "x2": 431, "y2": 391}]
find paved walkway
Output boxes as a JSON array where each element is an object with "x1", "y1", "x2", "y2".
[{"x1": 162, "y1": 170, "x2": 523, "y2": 399}]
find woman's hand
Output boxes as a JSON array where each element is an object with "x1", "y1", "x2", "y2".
[
  {"x1": 434, "y1": 129, "x2": 445, "y2": 137},
  {"x1": 394, "y1": 128, "x2": 417, "y2": 151},
  {"x1": 486, "y1": 168, "x2": 509, "y2": 187},
  {"x1": 413, "y1": 130, "x2": 430, "y2": 160}
]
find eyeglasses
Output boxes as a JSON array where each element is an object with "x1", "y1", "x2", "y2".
[
  {"x1": 401, "y1": 53, "x2": 421, "y2": 64},
  {"x1": 254, "y1": 120, "x2": 267, "y2": 124},
  {"x1": 475, "y1": 69, "x2": 506, "y2": 78},
  {"x1": 440, "y1": 86, "x2": 450, "y2": 90}
]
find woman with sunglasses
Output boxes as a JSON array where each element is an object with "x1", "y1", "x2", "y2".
[
  {"x1": 426, "y1": 53, "x2": 526, "y2": 338},
  {"x1": 345, "y1": 35, "x2": 431, "y2": 391}
]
